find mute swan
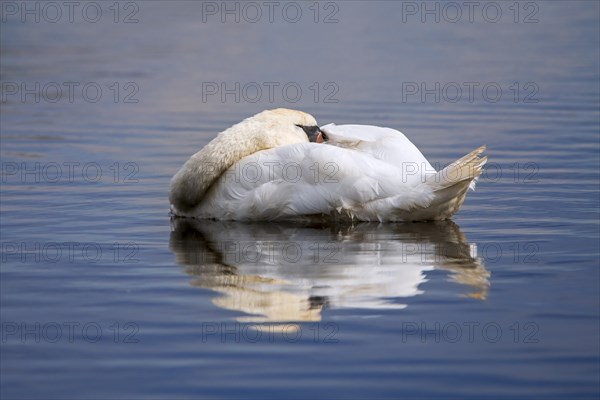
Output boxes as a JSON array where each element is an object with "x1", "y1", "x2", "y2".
[{"x1": 169, "y1": 108, "x2": 486, "y2": 221}]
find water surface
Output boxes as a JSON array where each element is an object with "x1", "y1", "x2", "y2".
[{"x1": 1, "y1": 1, "x2": 599, "y2": 398}]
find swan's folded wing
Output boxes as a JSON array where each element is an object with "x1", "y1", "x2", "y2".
[
  {"x1": 320, "y1": 124, "x2": 436, "y2": 183},
  {"x1": 194, "y1": 143, "x2": 434, "y2": 220}
]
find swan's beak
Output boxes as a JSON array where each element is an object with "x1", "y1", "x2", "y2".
[
  {"x1": 300, "y1": 125, "x2": 327, "y2": 143},
  {"x1": 316, "y1": 129, "x2": 328, "y2": 143}
]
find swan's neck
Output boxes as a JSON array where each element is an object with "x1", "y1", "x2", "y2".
[
  {"x1": 169, "y1": 130, "x2": 265, "y2": 213},
  {"x1": 170, "y1": 108, "x2": 316, "y2": 214},
  {"x1": 169, "y1": 114, "x2": 308, "y2": 214}
]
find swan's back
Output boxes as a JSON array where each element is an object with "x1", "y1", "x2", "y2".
[{"x1": 321, "y1": 124, "x2": 435, "y2": 180}]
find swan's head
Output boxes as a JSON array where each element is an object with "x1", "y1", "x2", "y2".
[{"x1": 250, "y1": 108, "x2": 326, "y2": 146}]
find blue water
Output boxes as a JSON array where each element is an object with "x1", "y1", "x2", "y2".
[{"x1": 1, "y1": 1, "x2": 599, "y2": 398}]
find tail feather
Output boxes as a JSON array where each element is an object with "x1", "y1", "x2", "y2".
[
  {"x1": 412, "y1": 145, "x2": 487, "y2": 220},
  {"x1": 430, "y1": 145, "x2": 487, "y2": 190}
]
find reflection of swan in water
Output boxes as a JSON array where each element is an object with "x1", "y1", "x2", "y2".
[{"x1": 169, "y1": 220, "x2": 489, "y2": 323}]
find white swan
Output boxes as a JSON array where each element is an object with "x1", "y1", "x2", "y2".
[{"x1": 169, "y1": 108, "x2": 486, "y2": 221}]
